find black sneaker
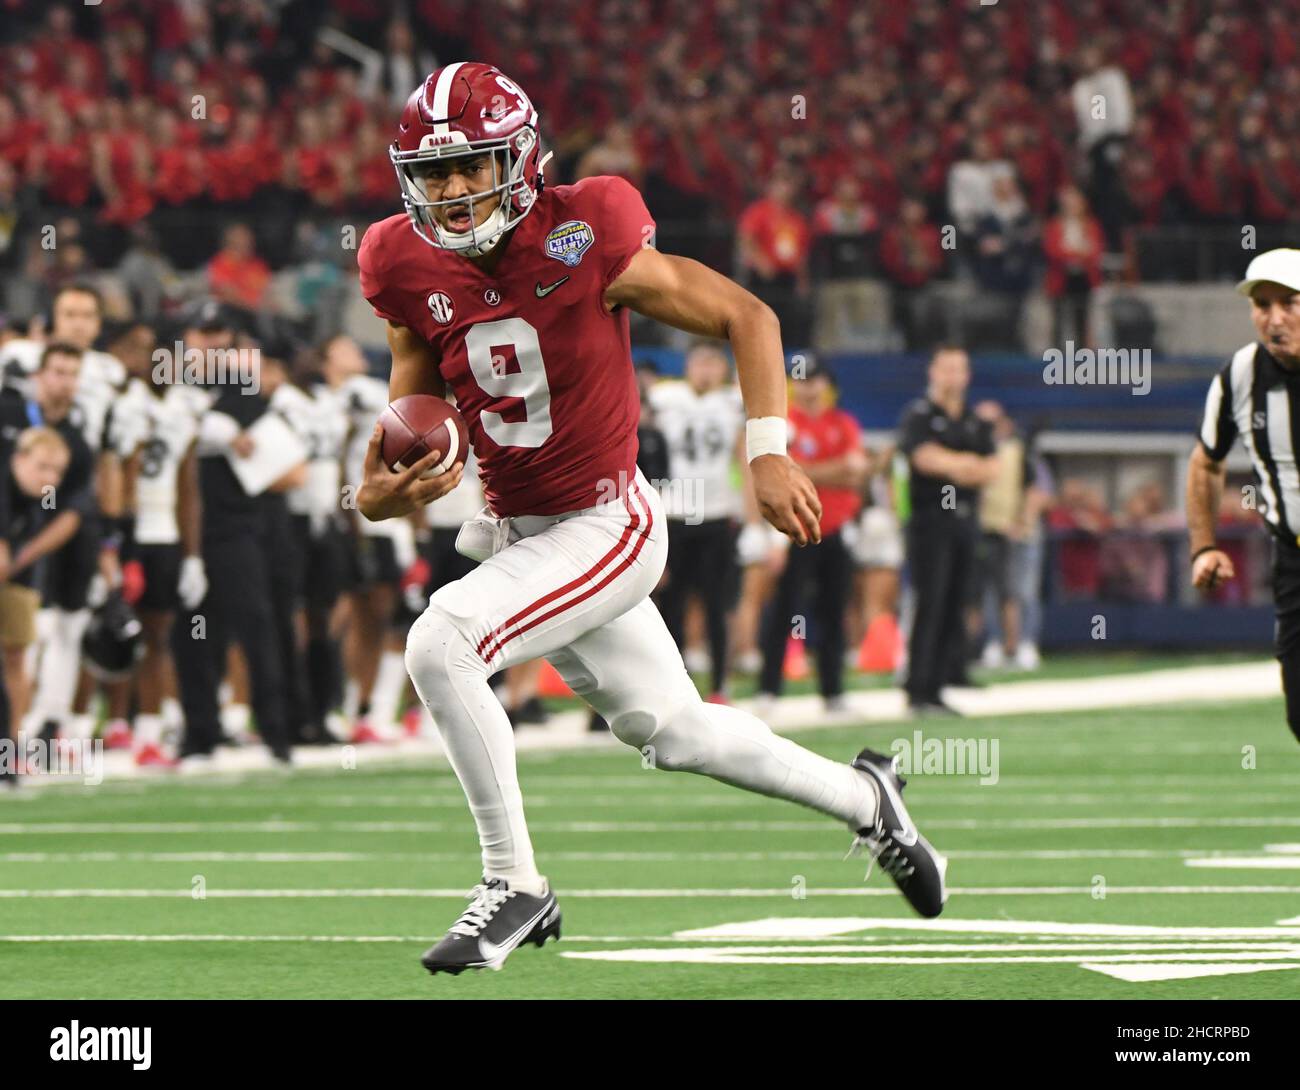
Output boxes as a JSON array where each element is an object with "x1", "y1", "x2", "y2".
[
  {"x1": 848, "y1": 747, "x2": 948, "y2": 918},
  {"x1": 421, "y1": 877, "x2": 561, "y2": 975}
]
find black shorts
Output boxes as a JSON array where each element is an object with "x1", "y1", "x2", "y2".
[
  {"x1": 424, "y1": 526, "x2": 477, "y2": 594},
  {"x1": 664, "y1": 517, "x2": 740, "y2": 606},
  {"x1": 292, "y1": 515, "x2": 347, "y2": 611},
  {"x1": 351, "y1": 532, "x2": 402, "y2": 587},
  {"x1": 45, "y1": 523, "x2": 99, "y2": 611},
  {"x1": 973, "y1": 531, "x2": 1011, "y2": 608},
  {"x1": 135, "y1": 542, "x2": 182, "y2": 612}
]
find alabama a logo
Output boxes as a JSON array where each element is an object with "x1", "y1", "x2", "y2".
[
  {"x1": 545, "y1": 220, "x2": 595, "y2": 267},
  {"x1": 427, "y1": 291, "x2": 454, "y2": 324}
]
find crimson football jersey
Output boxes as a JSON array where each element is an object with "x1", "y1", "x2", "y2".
[{"x1": 358, "y1": 175, "x2": 656, "y2": 516}]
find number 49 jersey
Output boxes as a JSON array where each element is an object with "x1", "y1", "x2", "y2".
[
  {"x1": 358, "y1": 174, "x2": 655, "y2": 517},
  {"x1": 109, "y1": 378, "x2": 199, "y2": 546}
]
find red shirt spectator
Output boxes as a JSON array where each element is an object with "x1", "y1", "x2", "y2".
[
  {"x1": 208, "y1": 224, "x2": 271, "y2": 311},
  {"x1": 1047, "y1": 481, "x2": 1113, "y2": 598},
  {"x1": 738, "y1": 176, "x2": 811, "y2": 279},
  {"x1": 1042, "y1": 186, "x2": 1104, "y2": 297},
  {"x1": 28, "y1": 113, "x2": 92, "y2": 206},
  {"x1": 1182, "y1": 139, "x2": 1246, "y2": 220},
  {"x1": 879, "y1": 199, "x2": 944, "y2": 289},
  {"x1": 789, "y1": 385, "x2": 864, "y2": 537}
]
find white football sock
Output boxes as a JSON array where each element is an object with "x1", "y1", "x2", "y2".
[
  {"x1": 650, "y1": 702, "x2": 881, "y2": 831},
  {"x1": 368, "y1": 649, "x2": 407, "y2": 731},
  {"x1": 134, "y1": 713, "x2": 165, "y2": 748},
  {"x1": 161, "y1": 697, "x2": 183, "y2": 730},
  {"x1": 343, "y1": 678, "x2": 361, "y2": 722},
  {"x1": 221, "y1": 703, "x2": 252, "y2": 740},
  {"x1": 406, "y1": 611, "x2": 542, "y2": 887},
  {"x1": 63, "y1": 713, "x2": 95, "y2": 741},
  {"x1": 29, "y1": 608, "x2": 90, "y2": 730}
]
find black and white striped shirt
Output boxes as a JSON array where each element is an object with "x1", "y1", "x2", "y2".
[{"x1": 1200, "y1": 342, "x2": 1300, "y2": 542}]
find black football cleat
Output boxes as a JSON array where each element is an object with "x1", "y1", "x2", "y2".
[
  {"x1": 848, "y1": 747, "x2": 948, "y2": 918},
  {"x1": 421, "y1": 877, "x2": 561, "y2": 975}
]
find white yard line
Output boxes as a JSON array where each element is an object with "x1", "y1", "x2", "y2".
[
  {"x1": 30, "y1": 790, "x2": 1300, "y2": 809},
  {"x1": 2, "y1": 847, "x2": 1295, "y2": 864},
  {"x1": 0, "y1": 885, "x2": 1295, "y2": 898},
  {"x1": 4, "y1": 816, "x2": 1300, "y2": 835},
  {"x1": 3, "y1": 660, "x2": 1281, "y2": 790}
]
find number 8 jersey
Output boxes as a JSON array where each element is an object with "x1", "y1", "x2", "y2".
[{"x1": 358, "y1": 174, "x2": 655, "y2": 517}]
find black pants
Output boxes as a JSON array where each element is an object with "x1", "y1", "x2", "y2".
[
  {"x1": 1052, "y1": 283, "x2": 1092, "y2": 348},
  {"x1": 904, "y1": 516, "x2": 977, "y2": 705},
  {"x1": 267, "y1": 503, "x2": 312, "y2": 744},
  {"x1": 173, "y1": 533, "x2": 290, "y2": 758},
  {"x1": 759, "y1": 529, "x2": 852, "y2": 699},
  {"x1": 656, "y1": 518, "x2": 737, "y2": 694},
  {"x1": 1271, "y1": 538, "x2": 1300, "y2": 744},
  {"x1": 297, "y1": 517, "x2": 348, "y2": 730}
]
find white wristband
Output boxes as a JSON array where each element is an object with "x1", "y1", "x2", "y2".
[{"x1": 745, "y1": 417, "x2": 788, "y2": 463}]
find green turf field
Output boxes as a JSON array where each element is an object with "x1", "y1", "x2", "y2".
[{"x1": 2, "y1": 691, "x2": 1297, "y2": 999}]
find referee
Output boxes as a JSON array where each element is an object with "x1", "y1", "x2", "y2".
[{"x1": 1190, "y1": 248, "x2": 1300, "y2": 744}]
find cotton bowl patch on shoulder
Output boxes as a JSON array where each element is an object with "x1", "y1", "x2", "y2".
[{"x1": 545, "y1": 220, "x2": 595, "y2": 267}]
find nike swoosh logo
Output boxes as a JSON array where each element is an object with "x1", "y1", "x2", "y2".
[
  {"x1": 863, "y1": 762, "x2": 918, "y2": 846},
  {"x1": 477, "y1": 902, "x2": 552, "y2": 964},
  {"x1": 535, "y1": 276, "x2": 569, "y2": 298}
]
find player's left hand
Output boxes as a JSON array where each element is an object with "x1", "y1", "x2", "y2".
[{"x1": 751, "y1": 454, "x2": 822, "y2": 546}]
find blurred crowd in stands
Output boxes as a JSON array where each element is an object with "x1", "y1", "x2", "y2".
[{"x1": 3, "y1": 0, "x2": 1300, "y2": 350}]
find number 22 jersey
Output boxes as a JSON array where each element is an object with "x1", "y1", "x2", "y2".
[{"x1": 358, "y1": 174, "x2": 655, "y2": 517}]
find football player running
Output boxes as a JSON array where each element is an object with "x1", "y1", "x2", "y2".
[{"x1": 356, "y1": 62, "x2": 947, "y2": 975}]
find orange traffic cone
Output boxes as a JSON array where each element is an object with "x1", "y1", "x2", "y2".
[
  {"x1": 537, "y1": 659, "x2": 574, "y2": 698},
  {"x1": 858, "y1": 613, "x2": 903, "y2": 673}
]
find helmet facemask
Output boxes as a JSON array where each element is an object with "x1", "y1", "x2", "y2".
[{"x1": 391, "y1": 128, "x2": 542, "y2": 257}]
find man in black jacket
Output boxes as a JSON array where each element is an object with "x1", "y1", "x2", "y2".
[
  {"x1": 170, "y1": 315, "x2": 306, "y2": 764},
  {"x1": 0, "y1": 426, "x2": 73, "y2": 786}
]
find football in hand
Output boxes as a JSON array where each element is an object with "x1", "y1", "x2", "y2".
[{"x1": 377, "y1": 395, "x2": 469, "y2": 479}]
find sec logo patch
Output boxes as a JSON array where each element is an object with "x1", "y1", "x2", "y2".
[
  {"x1": 427, "y1": 291, "x2": 455, "y2": 324},
  {"x1": 545, "y1": 220, "x2": 595, "y2": 267}
]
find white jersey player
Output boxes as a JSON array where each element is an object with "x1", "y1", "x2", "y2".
[
  {"x1": 647, "y1": 344, "x2": 746, "y2": 697},
  {"x1": 324, "y1": 336, "x2": 416, "y2": 743},
  {"x1": 106, "y1": 323, "x2": 207, "y2": 764},
  {"x1": 271, "y1": 377, "x2": 349, "y2": 536},
  {"x1": 6, "y1": 286, "x2": 128, "y2": 744}
]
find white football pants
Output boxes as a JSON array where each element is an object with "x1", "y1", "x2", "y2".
[{"x1": 404, "y1": 469, "x2": 877, "y2": 887}]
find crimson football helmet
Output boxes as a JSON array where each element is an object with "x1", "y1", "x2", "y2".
[{"x1": 390, "y1": 61, "x2": 549, "y2": 256}]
